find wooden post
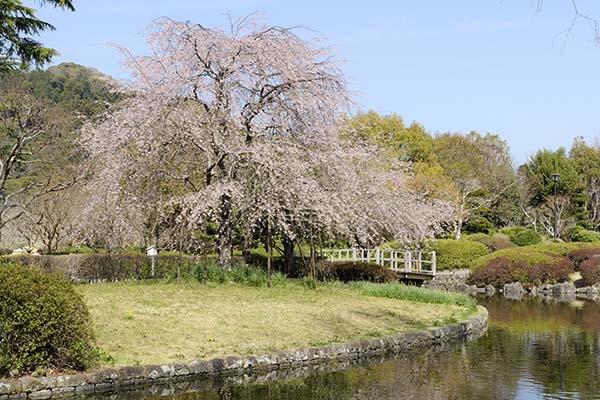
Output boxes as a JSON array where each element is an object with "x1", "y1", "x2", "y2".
[
  {"x1": 417, "y1": 251, "x2": 422, "y2": 272},
  {"x1": 405, "y1": 250, "x2": 412, "y2": 272},
  {"x1": 431, "y1": 251, "x2": 437, "y2": 275},
  {"x1": 352, "y1": 248, "x2": 356, "y2": 261}
]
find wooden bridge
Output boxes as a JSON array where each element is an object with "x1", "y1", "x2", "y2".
[{"x1": 319, "y1": 248, "x2": 437, "y2": 281}]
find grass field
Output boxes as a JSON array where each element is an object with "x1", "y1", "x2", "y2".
[{"x1": 79, "y1": 280, "x2": 475, "y2": 366}]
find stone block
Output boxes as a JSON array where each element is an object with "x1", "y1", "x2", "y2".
[
  {"x1": 86, "y1": 369, "x2": 117, "y2": 384},
  {"x1": 188, "y1": 360, "x2": 212, "y2": 375},
  {"x1": 74, "y1": 384, "x2": 95, "y2": 395},
  {"x1": 55, "y1": 374, "x2": 86, "y2": 388},
  {"x1": 224, "y1": 356, "x2": 242, "y2": 371},
  {"x1": 0, "y1": 381, "x2": 20, "y2": 396},
  {"x1": 118, "y1": 366, "x2": 145, "y2": 381},
  {"x1": 27, "y1": 390, "x2": 52, "y2": 400},
  {"x1": 208, "y1": 358, "x2": 225, "y2": 372},
  {"x1": 143, "y1": 365, "x2": 163, "y2": 380},
  {"x1": 242, "y1": 356, "x2": 257, "y2": 369},
  {"x1": 51, "y1": 387, "x2": 75, "y2": 397},
  {"x1": 93, "y1": 383, "x2": 113, "y2": 393}
]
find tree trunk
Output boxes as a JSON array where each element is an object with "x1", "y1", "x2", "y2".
[
  {"x1": 217, "y1": 194, "x2": 233, "y2": 269},
  {"x1": 454, "y1": 219, "x2": 463, "y2": 240},
  {"x1": 282, "y1": 235, "x2": 295, "y2": 275}
]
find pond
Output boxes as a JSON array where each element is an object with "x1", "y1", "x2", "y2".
[{"x1": 89, "y1": 296, "x2": 600, "y2": 400}]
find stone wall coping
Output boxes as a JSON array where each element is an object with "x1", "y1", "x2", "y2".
[{"x1": 0, "y1": 306, "x2": 488, "y2": 399}]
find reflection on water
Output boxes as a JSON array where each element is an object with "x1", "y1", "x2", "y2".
[{"x1": 91, "y1": 297, "x2": 600, "y2": 400}]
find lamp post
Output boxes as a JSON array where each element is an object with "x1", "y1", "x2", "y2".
[{"x1": 552, "y1": 173, "x2": 560, "y2": 242}]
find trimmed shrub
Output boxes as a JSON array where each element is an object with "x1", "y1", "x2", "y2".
[
  {"x1": 568, "y1": 226, "x2": 600, "y2": 243},
  {"x1": 469, "y1": 234, "x2": 515, "y2": 252},
  {"x1": 464, "y1": 217, "x2": 493, "y2": 234},
  {"x1": 580, "y1": 258, "x2": 600, "y2": 286},
  {"x1": 0, "y1": 264, "x2": 96, "y2": 376},
  {"x1": 467, "y1": 253, "x2": 572, "y2": 288},
  {"x1": 2, "y1": 254, "x2": 244, "y2": 282},
  {"x1": 501, "y1": 227, "x2": 542, "y2": 246},
  {"x1": 429, "y1": 239, "x2": 489, "y2": 270},
  {"x1": 317, "y1": 261, "x2": 397, "y2": 283}
]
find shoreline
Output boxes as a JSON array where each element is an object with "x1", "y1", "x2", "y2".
[{"x1": 0, "y1": 307, "x2": 488, "y2": 399}]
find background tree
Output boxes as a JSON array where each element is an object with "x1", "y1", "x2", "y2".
[
  {"x1": 0, "y1": 0, "x2": 75, "y2": 73},
  {"x1": 342, "y1": 110, "x2": 454, "y2": 199},
  {"x1": 519, "y1": 147, "x2": 585, "y2": 237},
  {"x1": 433, "y1": 131, "x2": 516, "y2": 239},
  {"x1": 570, "y1": 137, "x2": 600, "y2": 230},
  {"x1": 0, "y1": 63, "x2": 121, "y2": 248}
]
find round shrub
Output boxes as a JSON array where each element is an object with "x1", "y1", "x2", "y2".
[
  {"x1": 470, "y1": 234, "x2": 515, "y2": 252},
  {"x1": 580, "y1": 258, "x2": 600, "y2": 286},
  {"x1": 568, "y1": 226, "x2": 600, "y2": 243},
  {"x1": 429, "y1": 239, "x2": 489, "y2": 270},
  {"x1": 502, "y1": 227, "x2": 542, "y2": 246},
  {"x1": 318, "y1": 261, "x2": 396, "y2": 283},
  {"x1": 0, "y1": 263, "x2": 96, "y2": 376},
  {"x1": 467, "y1": 247, "x2": 573, "y2": 288},
  {"x1": 464, "y1": 217, "x2": 493, "y2": 234}
]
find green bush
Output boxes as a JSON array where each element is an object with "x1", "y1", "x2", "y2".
[
  {"x1": 0, "y1": 264, "x2": 96, "y2": 376},
  {"x1": 500, "y1": 227, "x2": 542, "y2": 246},
  {"x1": 568, "y1": 226, "x2": 600, "y2": 243},
  {"x1": 429, "y1": 239, "x2": 489, "y2": 270},
  {"x1": 317, "y1": 261, "x2": 397, "y2": 283},
  {"x1": 464, "y1": 217, "x2": 493, "y2": 234}
]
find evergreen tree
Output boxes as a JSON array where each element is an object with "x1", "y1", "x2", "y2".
[{"x1": 0, "y1": 0, "x2": 75, "y2": 73}]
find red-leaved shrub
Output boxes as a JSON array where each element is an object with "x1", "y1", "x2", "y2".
[
  {"x1": 580, "y1": 258, "x2": 600, "y2": 286},
  {"x1": 467, "y1": 254, "x2": 573, "y2": 288},
  {"x1": 567, "y1": 248, "x2": 600, "y2": 268}
]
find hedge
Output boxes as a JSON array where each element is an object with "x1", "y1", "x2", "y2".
[
  {"x1": 429, "y1": 239, "x2": 489, "y2": 270},
  {"x1": 1, "y1": 254, "x2": 244, "y2": 282}
]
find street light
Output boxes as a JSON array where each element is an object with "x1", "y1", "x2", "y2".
[{"x1": 551, "y1": 173, "x2": 560, "y2": 242}]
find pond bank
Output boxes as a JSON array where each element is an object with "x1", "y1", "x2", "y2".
[
  {"x1": 424, "y1": 269, "x2": 600, "y2": 301},
  {"x1": 0, "y1": 307, "x2": 488, "y2": 399}
]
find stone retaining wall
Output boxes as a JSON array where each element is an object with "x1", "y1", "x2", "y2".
[{"x1": 0, "y1": 307, "x2": 488, "y2": 399}]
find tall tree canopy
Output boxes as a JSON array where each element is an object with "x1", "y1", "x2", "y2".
[
  {"x1": 434, "y1": 131, "x2": 516, "y2": 239},
  {"x1": 0, "y1": 0, "x2": 75, "y2": 73}
]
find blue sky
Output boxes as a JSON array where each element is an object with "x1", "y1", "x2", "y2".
[{"x1": 34, "y1": 0, "x2": 600, "y2": 165}]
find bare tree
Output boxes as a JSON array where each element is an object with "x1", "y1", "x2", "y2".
[{"x1": 0, "y1": 83, "x2": 79, "y2": 240}]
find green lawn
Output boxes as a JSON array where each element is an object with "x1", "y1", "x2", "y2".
[{"x1": 79, "y1": 280, "x2": 475, "y2": 366}]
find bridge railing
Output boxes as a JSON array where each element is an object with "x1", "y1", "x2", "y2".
[{"x1": 318, "y1": 248, "x2": 436, "y2": 275}]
